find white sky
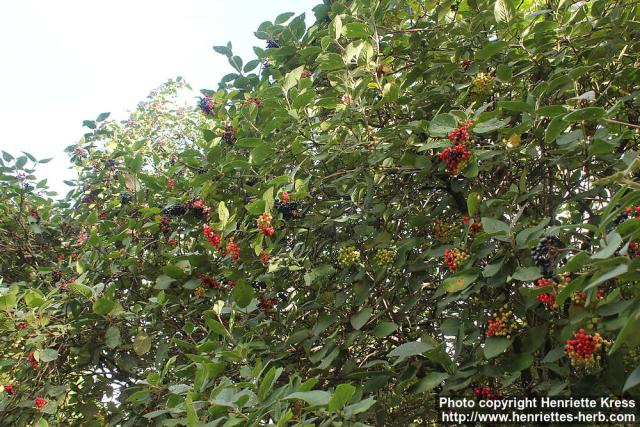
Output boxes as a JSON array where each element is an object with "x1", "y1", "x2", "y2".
[{"x1": 0, "y1": 0, "x2": 318, "y2": 195}]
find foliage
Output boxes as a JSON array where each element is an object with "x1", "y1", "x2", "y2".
[{"x1": 2, "y1": 0, "x2": 640, "y2": 425}]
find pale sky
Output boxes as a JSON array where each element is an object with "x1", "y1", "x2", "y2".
[{"x1": 0, "y1": 0, "x2": 318, "y2": 195}]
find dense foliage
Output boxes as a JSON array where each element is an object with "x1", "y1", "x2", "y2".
[{"x1": 1, "y1": 0, "x2": 640, "y2": 425}]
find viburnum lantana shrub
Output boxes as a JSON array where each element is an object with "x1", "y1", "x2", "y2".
[{"x1": 1, "y1": 0, "x2": 640, "y2": 425}]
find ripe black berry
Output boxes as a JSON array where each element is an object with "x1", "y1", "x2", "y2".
[
  {"x1": 275, "y1": 199, "x2": 303, "y2": 220},
  {"x1": 252, "y1": 281, "x2": 267, "y2": 291},
  {"x1": 198, "y1": 96, "x2": 216, "y2": 116},
  {"x1": 51, "y1": 270, "x2": 62, "y2": 283},
  {"x1": 531, "y1": 236, "x2": 563, "y2": 276},
  {"x1": 105, "y1": 159, "x2": 116, "y2": 168},
  {"x1": 163, "y1": 204, "x2": 187, "y2": 217},
  {"x1": 266, "y1": 39, "x2": 280, "y2": 49},
  {"x1": 120, "y1": 193, "x2": 133, "y2": 205},
  {"x1": 221, "y1": 125, "x2": 237, "y2": 144},
  {"x1": 277, "y1": 292, "x2": 289, "y2": 303}
]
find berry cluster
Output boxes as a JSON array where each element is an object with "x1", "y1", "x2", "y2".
[
  {"x1": 35, "y1": 396, "x2": 46, "y2": 411},
  {"x1": 188, "y1": 198, "x2": 211, "y2": 220},
  {"x1": 535, "y1": 277, "x2": 557, "y2": 309},
  {"x1": 461, "y1": 59, "x2": 473, "y2": 71},
  {"x1": 565, "y1": 329, "x2": 608, "y2": 369},
  {"x1": 439, "y1": 145, "x2": 472, "y2": 175},
  {"x1": 163, "y1": 204, "x2": 187, "y2": 217},
  {"x1": 257, "y1": 212, "x2": 275, "y2": 237},
  {"x1": 203, "y1": 225, "x2": 222, "y2": 249},
  {"x1": 532, "y1": 236, "x2": 562, "y2": 276},
  {"x1": 199, "y1": 274, "x2": 220, "y2": 289},
  {"x1": 252, "y1": 281, "x2": 267, "y2": 291},
  {"x1": 301, "y1": 70, "x2": 312, "y2": 79},
  {"x1": 374, "y1": 248, "x2": 396, "y2": 268},
  {"x1": 3, "y1": 384, "x2": 15, "y2": 396},
  {"x1": 266, "y1": 39, "x2": 280, "y2": 49},
  {"x1": 224, "y1": 238, "x2": 241, "y2": 261},
  {"x1": 259, "y1": 250, "x2": 270, "y2": 263},
  {"x1": 52, "y1": 269, "x2": 63, "y2": 283},
  {"x1": 194, "y1": 287, "x2": 207, "y2": 298},
  {"x1": 198, "y1": 95, "x2": 216, "y2": 115},
  {"x1": 221, "y1": 125, "x2": 237, "y2": 144},
  {"x1": 571, "y1": 289, "x2": 606, "y2": 306},
  {"x1": 246, "y1": 97, "x2": 262, "y2": 107},
  {"x1": 337, "y1": 246, "x2": 360, "y2": 268},
  {"x1": 629, "y1": 242, "x2": 639, "y2": 257},
  {"x1": 443, "y1": 248, "x2": 469, "y2": 271},
  {"x1": 120, "y1": 193, "x2": 133, "y2": 205},
  {"x1": 624, "y1": 347, "x2": 640, "y2": 370},
  {"x1": 472, "y1": 385, "x2": 501, "y2": 400},
  {"x1": 613, "y1": 206, "x2": 640, "y2": 226},
  {"x1": 275, "y1": 199, "x2": 303, "y2": 220},
  {"x1": 472, "y1": 73, "x2": 495, "y2": 94},
  {"x1": 448, "y1": 120, "x2": 473, "y2": 144},
  {"x1": 486, "y1": 304, "x2": 518, "y2": 338},
  {"x1": 434, "y1": 218, "x2": 455, "y2": 242},
  {"x1": 167, "y1": 179, "x2": 175, "y2": 190},
  {"x1": 258, "y1": 294, "x2": 277, "y2": 311},
  {"x1": 463, "y1": 215, "x2": 483, "y2": 235},
  {"x1": 28, "y1": 351, "x2": 38, "y2": 369},
  {"x1": 160, "y1": 216, "x2": 171, "y2": 234}
]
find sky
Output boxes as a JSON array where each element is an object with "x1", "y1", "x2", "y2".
[{"x1": 0, "y1": 0, "x2": 319, "y2": 195}]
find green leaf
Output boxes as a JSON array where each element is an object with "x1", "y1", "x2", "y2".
[
  {"x1": 473, "y1": 118, "x2": 509, "y2": 133},
  {"x1": 475, "y1": 41, "x2": 507, "y2": 60},
  {"x1": 388, "y1": 341, "x2": 434, "y2": 364},
  {"x1": 481, "y1": 217, "x2": 510, "y2": 235},
  {"x1": 414, "y1": 372, "x2": 449, "y2": 393},
  {"x1": 443, "y1": 272, "x2": 479, "y2": 293},
  {"x1": 23, "y1": 290, "x2": 46, "y2": 308},
  {"x1": 584, "y1": 263, "x2": 628, "y2": 291},
  {"x1": 218, "y1": 201, "x2": 229, "y2": 225},
  {"x1": 39, "y1": 348, "x2": 59, "y2": 362},
  {"x1": 328, "y1": 384, "x2": 356, "y2": 412},
  {"x1": 232, "y1": 281, "x2": 253, "y2": 308},
  {"x1": 494, "y1": 0, "x2": 516, "y2": 23},
  {"x1": 69, "y1": 283, "x2": 93, "y2": 299},
  {"x1": 350, "y1": 308, "x2": 372, "y2": 330},
  {"x1": 484, "y1": 337, "x2": 512, "y2": 359},
  {"x1": 591, "y1": 232, "x2": 622, "y2": 259},
  {"x1": 545, "y1": 116, "x2": 568, "y2": 143},
  {"x1": 498, "y1": 101, "x2": 533, "y2": 114},
  {"x1": 623, "y1": 365, "x2": 640, "y2": 393},
  {"x1": 93, "y1": 297, "x2": 115, "y2": 315},
  {"x1": 564, "y1": 107, "x2": 606, "y2": 122},
  {"x1": 283, "y1": 65, "x2": 305, "y2": 92},
  {"x1": 246, "y1": 200, "x2": 266, "y2": 215},
  {"x1": 372, "y1": 321, "x2": 397, "y2": 337},
  {"x1": 155, "y1": 275, "x2": 176, "y2": 290},
  {"x1": 134, "y1": 333, "x2": 152, "y2": 356},
  {"x1": 258, "y1": 367, "x2": 283, "y2": 400},
  {"x1": 105, "y1": 326, "x2": 121, "y2": 349},
  {"x1": 512, "y1": 267, "x2": 542, "y2": 281},
  {"x1": 317, "y1": 53, "x2": 344, "y2": 71},
  {"x1": 285, "y1": 391, "x2": 331, "y2": 406},
  {"x1": 251, "y1": 144, "x2": 275, "y2": 165},
  {"x1": 609, "y1": 310, "x2": 640, "y2": 354},
  {"x1": 495, "y1": 64, "x2": 513, "y2": 82},
  {"x1": 344, "y1": 22, "x2": 371, "y2": 38},
  {"x1": 428, "y1": 114, "x2": 457, "y2": 137},
  {"x1": 343, "y1": 397, "x2": 376, "y2": 416},
  {"x1": 275, "y1": 12, "x2": 295, "y2": 24},
  {"x1": 467, "y1": 192, "x2": 481, "y2": 217}
]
